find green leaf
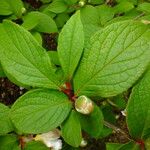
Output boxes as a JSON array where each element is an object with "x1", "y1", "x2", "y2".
[
  {"x1": 47, "y1": 51, "x2": 60, "y2": 66},
  {"x1": 22, "y1": 11, "x2": 58, "y2": 33},
  {"x1": 80, "y1": 5, "x2": 101, "y2": 46},
  {"x1": 44, "y1": 0, "x2": 68, "y2": 14},
  {"x1": 78, "y1": 104, "x2": 103, "y2": 138},
  {"x1": 74, "y1": 20, "x2": 150, "y2": 97},
  {"x1": 0, "y1": 63, "x2": 5, "y2": 77},
  {"x1": 62, "y1": 110, "x2": 82, "y2": 147},
  {"x1": 11, "y1": 89, "x2": 72, "y2": 133},
  {"x1": 118, "y1": 142, "x2": 140, "y2": 150},
  {"x1": 31, "y1": 32, "x2": 42, "y2": 46},
  {"x1": 96, "y1": 4, "x2": 115, "y2": 25},
  {"x1": 24, "y1": 141, "x2": 49, "y2": 150},
  {"x1": 0, "y1": 103, "x2": 14, "y2": 134},
  {"x1": 113, "y1": 1, "x2": 134, "y2": 14},
  {"x1": 0, "y1": 134, "x2": 20, "y2": 150},
  {"x1": 88, "y1": 0, "x2": 104, "y2": 5},
  {"x1": 55, "y1": 13, "x2": 70, "y2": 28},
  {"x1": 58, "y1": 11, "x2": 84, "y2": 80},
  {"x1": 106, "y1": 143, "x2": 122, "y2": 150},
  {"x1": 6, "y1": 0, "x2": 24, "y2": 17},
  {"x1": 0, "y1": 21, "x2": 60, "y2": 89},
  {"x1": 0, "y1": 1, "x2": 12, "y2": 16},
  {"x1": 137, "y1": 2, "x2": 150, "y2": 14},
  {"x1": 106, "y1": 142, "x2": 140, "y2": 150},
  {"x1": 64, "y1": 0, "x2": 78, "y2": 5},
  {"x1": 127, "y1": 68, "x2": 150, "y2": 139}
]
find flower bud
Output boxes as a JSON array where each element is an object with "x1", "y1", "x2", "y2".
[
  {"x1": 34, "y1": 129, "x2": 62, "y2": 149},
  {"x1": 78, "y1": 0, "x2": 85, "y2": 7},
  {"x1": 80, "y1": 138, "x2": 87, "y2": 147},
  {"x1": 21, "y1": 7, "x2": 26, "y2": 14},
  {"x1": 75, "y1": 95, "x2": 94, "y2": 115}
]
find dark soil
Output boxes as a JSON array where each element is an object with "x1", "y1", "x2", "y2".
[
  {"x1": 23, "y1": 0, "x2": 43, "y2": 9},
  {"x1": 42, "y1": 33, "x2": 58, "y2": 51},
  {"x1": 0, "y1": 78, "x2": 27, "y2": 106}
]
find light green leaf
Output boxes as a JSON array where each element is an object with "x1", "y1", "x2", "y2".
[
  {"x1": 22, "y1": 11, "x2": 58, "y2": 33},
  {"x1": 6, "y1": 0, "x2": 24, "y2": 17},
  {"x1": 106, "y1": 142, "x2": 140, "y2": 150},
  {"x1": 96, "y1": 4, "x2": 115, "y2": 25},
  {"x1": 24, "y1": 141, "x2": 49, "y2": 150},
  {"x1": 0, "y1": 21, "x2": 60, "y2": 89},
  {"x1": 0, "y1": 103, "x2": 14, "y2": 135},
  {"x1": 44, "y1": 0, "x2": 68, "y2": 14},
  {"x1": 80, "y1": 5, "x2": 101, "y2": 46},
  {"x1": 78, "y1": 104, "x2": 103, "y2": 138},
  {"x1": 127, "y1": 68, "x2": 150, "y2": 139},
  {"x1": 88, "y1": 0, "x2": 104, "y2": 5},
  {"x1": 11, "y1": 89, "x2": 72, "y2": 134},
  {"x1": 137, "y1": 2, "x2": 150, "y2": 14},
  {"x1": 113, "y1": 1, "x2": 134, "y2": 14},
  {"x1": 0, "y1": 63, "x2": 5, "y2": 77},
  {"x1": 31, "y1": 32, "x2": 42, "y2": 46},
  {"x1": 118, "y1": 142, "x2": 140, "y2": 150},
  {"x1": 47, "y1": 51, "x2": 60, "y2": 66},
  {"x1": 74, "y1": 20, "x2": 150, "y2": 97},
  {"x1": 0, "y1": 1, "x2": 12, "y2": 16},
  {"x1": 106, "y1": 143, "x2": 122, "y2": 150},
  {"x1": 0, "y1": 134, "x2": 20, "y2": 150},
  {"x1": 58, "y1": 11, "x2": 84, "y2": 80},
  {"x1": 62, "y1": 110, "x2": 82, "y2": 147}
]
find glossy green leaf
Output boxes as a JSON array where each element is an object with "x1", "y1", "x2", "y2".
[
  {"x1": 31, "y1": 32, "x2": 42, "y2": 46},
  {"x1": 127, "y1": 68, "x2": 150, "y2": 139},
  {"x1": 106, "y1": 143, "x2": 122, "y2": 150},
  {"x1": 0, "y1": 1, "x2": 12, "y2": 16},
  {"x1": 11, "y1": 89, "x2": 72, "y2": 133},
  {"x1": 88, "y1": 0, "x2": 104, "y2": 5},
  {"x1": 22, "y1": 11, "x2": 58, "y2": 33},
  {"x1": 0, "y1": 63, "x2": 5, "y2": 77},
  {"x1": 47, "y1": 51, "x2": 60, "y2": 66},
  {"x1": 0, "y1": 103, "x2": 14, "y2": 134},
  {"x1": 24, "y1": 141, "x2": 49, "y2": 150},
  {"x1": 0, "y1": 21, "x2": 60, "y2": 89},
  {"x1": 58, "y1": 11, "x2": 84, "y2": 80},
  {"x1": 0, "y1": 134, "x2": 20, "y2": 150},
  {"x1": 6, "y1": 0, "x2": 24, "y2": 17},
  {"x1": 137, "y1": 2, "x2": 150, "y2": 14},
  {"x1": 114, "y1": 1, "x2": 134, "y2": 14},
  {"x1": 74, "y1": 20, "x2": 150, "y2": 97},
  {"x1": 80, "y1": 5, "x2": 101, "y2": 46},
  {"x1": 78, "y1": 104, "x2": 103, "y2": 138},
  {"x1": 118, "y1": 142, "x2": 140, "y2": 150},
  {"x1": 62, "y1": 110, "x2": 82, "y2": 147},
  {"x1": 96, "y1": 4, "x2": 115, "y2": 25},
  {"x1": 44, "y1": 0, "x2": 68, "y2": 14},
  {"x1": 11, "y1": 89, "x2": 71, "y2": 133}
]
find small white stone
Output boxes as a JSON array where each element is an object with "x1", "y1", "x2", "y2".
[
  {"x1": 121, "y1": 109, "x2": 127, "y2": 116},
  {"x1": 80, "y1": 139, "x2": 87, "y2": 147}
]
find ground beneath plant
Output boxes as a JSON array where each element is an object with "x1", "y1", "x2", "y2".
[{"x1": 0, "y1": 77, "x2": 130, "y2": 150}]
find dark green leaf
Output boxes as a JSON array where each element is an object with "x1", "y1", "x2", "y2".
[
  {"x1": 62, "y1": 110, "x2": 82, "y2": 147},
  {"x1": 127, "y1": 68, "x2": 150, "y2": 139},
  {"x1": 0, "y1": 134, "x2": 20, "y2": 150},
  {"x1": 0, "y1": 103, "x2": 14, "y2": 134},
  {"x1": 24, "y1": 141, "x2": 49, "y2": 150},
  {"x1": 78, "y1": 104, "x2": 103, "y2": 138}
]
